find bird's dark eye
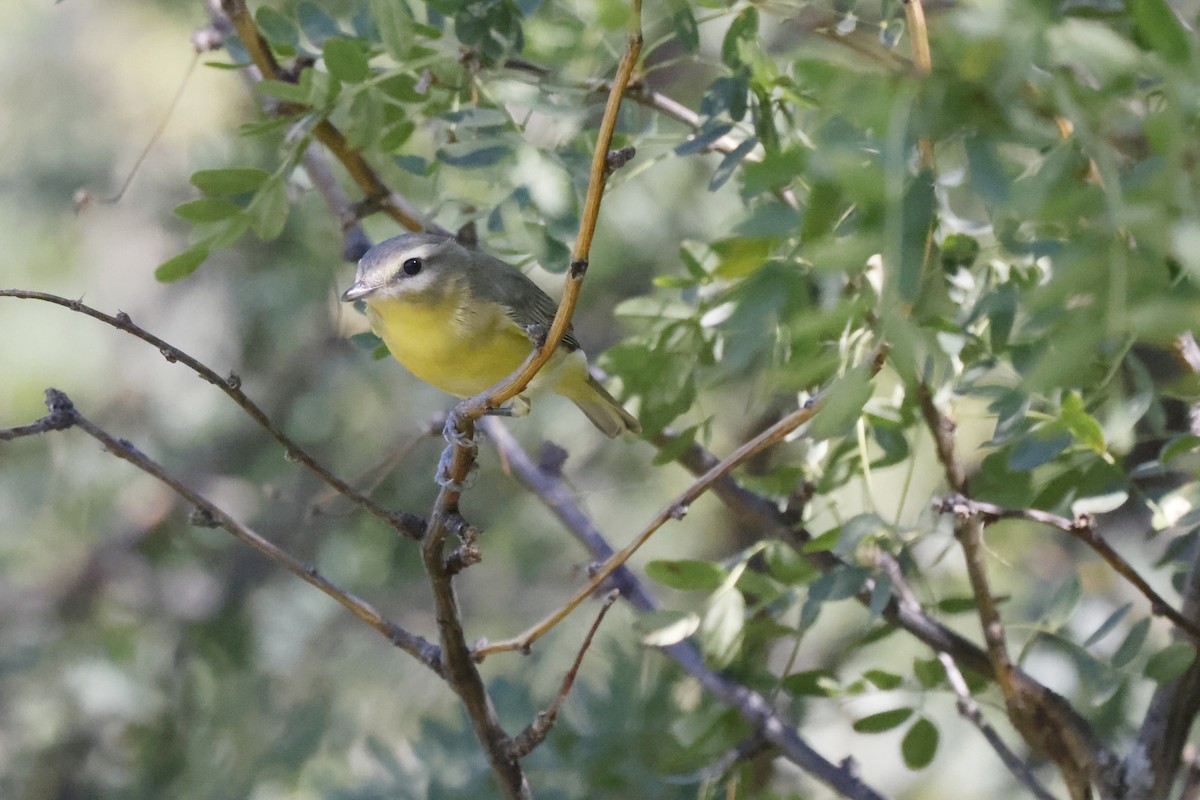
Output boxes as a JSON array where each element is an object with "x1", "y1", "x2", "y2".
[{"x1": 402, "y1": 257, "x2": 423, "y2": 276}]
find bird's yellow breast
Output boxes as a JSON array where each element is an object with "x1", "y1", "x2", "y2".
[{"x1": 365, "y1": 292, "x2": 548, "y2": 397}]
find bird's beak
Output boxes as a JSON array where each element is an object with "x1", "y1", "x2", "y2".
[{"x1": 341, "y1": 281, "x2": 375, "y2": 302}]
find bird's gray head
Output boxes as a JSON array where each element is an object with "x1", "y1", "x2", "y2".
[{"x1": 340, "y1": 233, "x2": 468, "y2": 303}]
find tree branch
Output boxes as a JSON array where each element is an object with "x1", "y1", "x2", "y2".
[
  {"x1": 1128, "y1": 542, "x2": 1200, "y2": 800},
  {"x1": 0, "y1": 290, "x2": 424, "y2": 539},
  {"x1": 917, "y1": 384, "x2": 1114, "y2": 799},
  {"x1": 215, "y1": 0, "x2": 447, "y2": 236},
  {"x1": 511, "y1": 590, "x2": 619, "y2": 758},
  {"x1": 933, "y1": 494, "x2": 1200, "y2": 641},
  {"x1": 6, "y1": 389, "x2": 442, "y2": 673},
  {"x1": 482, "y1": 418, "x2": 890, "y2": 800},
  {"x1": 474, "y1": 390, "x2": 824, "y2": 659}
]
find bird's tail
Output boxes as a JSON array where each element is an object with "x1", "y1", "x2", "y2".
[{"x1": 563, "y1": 373, "x2": 641, "y2": 438}]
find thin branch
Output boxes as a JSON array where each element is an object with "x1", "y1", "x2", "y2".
[
  {"x1": 483, "y1": 418, "x2": 889, "y2": 800},
  {"x1": 0, "y1": 290, "x2": 424, "y2": 539},
  {"x1": 10, "y1": 389, "x2": 442, "y2": 673},
  {"x1": 917, "y1": 385, "x2": 1110, "y2": 800},
  {"x1": 661, "y1": 420, "x2": 1119, "y2": 794},
  {"x1": 407, "y1": 6, "x2": 646, "y2": 797},
  {"x1": 878, "y1": 551, "x2": 1056, "y2": 799},
  {"x1": 511, "y1": 589, "x2": 620, "y2": 758},
  {"x1": 455, "y1": 4, "x2": 646, "y2": 425},
  {"x1": 934, "y1": 494, "x2": 1200, "y2": 641},
  {"x1": 473, "y1": 394, "x2": 824, "y2": 659}
]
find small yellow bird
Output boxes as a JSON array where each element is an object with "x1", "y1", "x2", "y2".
[{"x1": 341, "y1": 233, "x2": 640, "y2": 438}]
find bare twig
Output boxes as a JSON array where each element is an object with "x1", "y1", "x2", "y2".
[
  {"x1": 483, "y1": 418, "x2": 888, "y2": 800},
  {"x1": 473, "y1": 393, "x2": 824, "y2": 659},
  {"x1": 511, "y1": 590, "x2": 619, "y2": 758},
  {"x1": 933, "y1": 494, "x2": 1200, "y2": 641},
  {"x1": 0, "y1": 290, "x2": 424, "y2": 539},
  {"x1": 9, "y1": 389, "x2": 442, "y2": 672}
]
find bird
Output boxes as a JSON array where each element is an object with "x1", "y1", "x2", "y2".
[{"x1": 341, "y1": 233, "x2": 640, "y2": 438}]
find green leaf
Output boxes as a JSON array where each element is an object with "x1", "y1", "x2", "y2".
[
  {"x1": 1071, "y1": 491, "x2": 1129, "y2": 517},
  {"x1": 1111, "y1": 617, "x2": 1151, "y2": 669},
  {"x1": 635, "y1": 610, "x2": 699, "y2": 647},
  {"x1": 711, "y1": 236, "x2": 771, "y2": 279},
  {"x1": 781, "y1": 669, "x2": 839, "y2": 697},
  {"x1": 191, "y1": 168, "x2": 271, "y2": 196},
  {"x1": 256, "y1": 6, "x2": 299, "y2": 48},
  {"x1": 721, "y1": 7, "x2": 758, "y2": 68},
  {"x1": 297, "y1": 1, "x2": 342, "y2": 46},
  {"x1": 247, "y1": 179, "x2": 289, "y2": 241},
  {"x1": 936, "y1": 596, "x2": 980, "y2": 615},
  {"x1": 1083, "y1": 603, "x2": 1132, "y2": 648},
  {"x1": 699, "y1": 589, "x2": 745, "y2": 668},
  {"x1": 652, "y1": 425, "x2": 699, "y2": 466},
  {"x1": 863, "y1": 669, "x2": 903, "y2": 690},
  {"x1": 807, "y1": 364, "x2": 874, "y2": 441},
  {"x1": 1145, "y1": 642, "x2": 1196, "y2": 683},
  {"x1": 1008, "y1": 430, "x2": 1071, "y2": 471},
  {"x1": 807, "y1": 565, "x2": 870, "y2": 603},
  {"x1": 800, "y1": 181, "x2": 843, "y2": 243},
  {"x1": 154, "y1": 245, "x2": 209, "y2": 282},
  {"x1": 323, "y1": 37, "x2": 370, "y2": 83},
  {"x1": 708, "y1": 137, "x2": 757, "y2": 191},
  {"x1": 645, "y1": 559, "x2": 726, "y2": 592},
  {"x1": 901, "y1": 717, "x2": 939, "y2": 769},
  {"x1": 1043, "y1": 574, "x2": 1083, "y2": 631},
  {"x1": 350, "y1": 331, "x2": 382, "y2": 351},
  {"x1": 257, "y1": 78, "x2": 311, "y2": 104},
  {"x1": 1130, "y1": 0, "x2": 1191, "y2": 64},
  {"x1": 913, "y1": 657, "x2": 947, "y2": 689},
  {"x1": 369, "y1": 0, "x2": 414, "y2": 60},
  {"x1": 802, "y1": 527, "x2": 840, "y2": 554},
  {"x1": 852, "y1": 707, "x2": 913, "y2": 733},
  {"x1": 898, "y1": 169, "x2": 935, "y2": 302},
  {"x1": 1162, "y1": 435, "x2": 1200, "y2": 466},
  {"x1": 174, "y1": 198, "x2": 242, "y2": 222},
  {"x1": 667, "y1": 0, "x2": 699, "y2": 52},
  {"x1": 435, "y1": 143, "x2": 511, "y2": 168},
  {"x1": 1061, "y1": 391, "x2": 1106, "y2": 453}
]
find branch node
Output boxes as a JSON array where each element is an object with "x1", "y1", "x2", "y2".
[
  {"x1": 569, "y1": 258, "x2": 588, "y2": 279},
  {"x1": 523, "y1": 322, "x2": 548, "y2": 349},
  {"x1": 668, "y1": 502, "x2": 688, "y2": 521},
  {"x1": 115, "y1": 311, "x2": 132, "y2": 325},
  {"x1": 159, "y1": 347, "x2": 179, "y2": 363},
  {"x1": 43, "y1": 388, "x2": 78, "y2": 430},
  {"x1": 225, "y1": 371, "x2": 242, "y2": 390},
  {"x1": 188, "y1": 506, "x2": 221, "y2": 528},
  {"x1": 605, "y1": 145, "x2": 636, "y2": 173}
]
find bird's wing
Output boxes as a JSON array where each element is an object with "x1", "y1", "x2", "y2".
[{"x1": 472, "y1": 250, "x2": 582, "y2": 352}]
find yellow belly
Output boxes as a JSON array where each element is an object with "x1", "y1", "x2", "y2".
[{"x1": 366, "y1": 294, "x2": 553, "y2": 397}]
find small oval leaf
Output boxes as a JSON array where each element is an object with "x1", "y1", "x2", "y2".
[
  {"x1": 853, "y1": 707, "x2": 913, "y2": 733},
  {"x1": 901, "y1": 717, "x2": 939, "y2": 769}
]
